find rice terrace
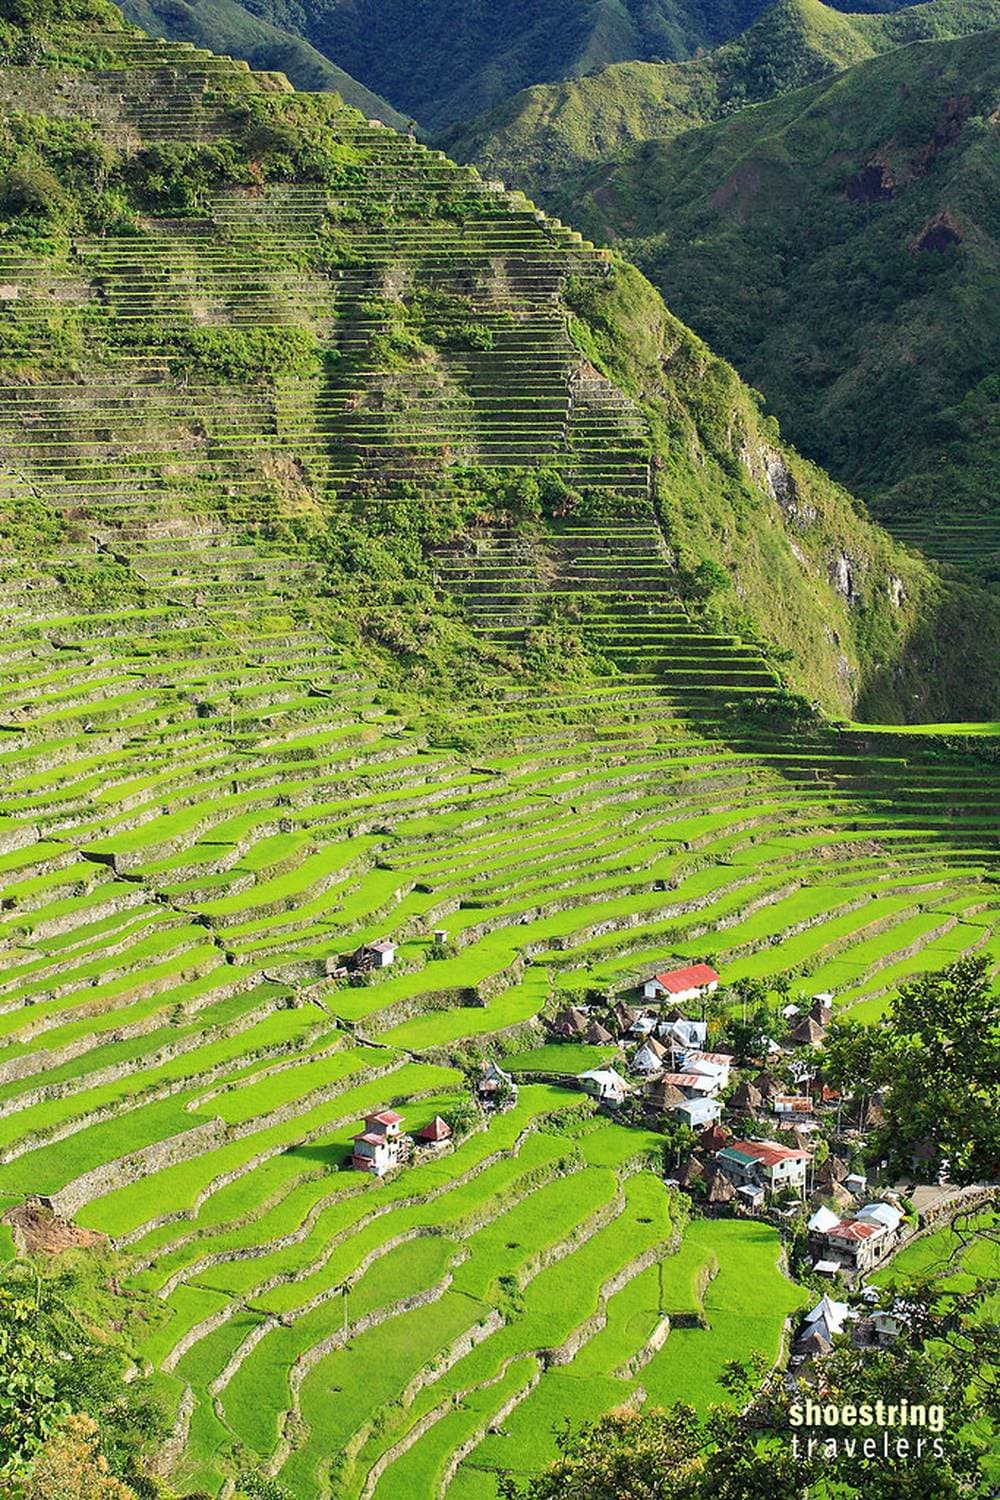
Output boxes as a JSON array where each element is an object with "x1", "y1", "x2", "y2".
[{"x1": 0, "y1": 1, "x2": 997, "y2": 1497}]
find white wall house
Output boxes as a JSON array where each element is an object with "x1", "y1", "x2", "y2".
[
  {"x1": 642, "y1": 963, "x2": 719, "y2": 1004},
  {"x1": 578, "y1": 1068, "x2": 630, "y2": 1105},
  {"x1": 351, "y1": 1108, "x2": 404, "y2": 1176},
  {"x1": 715, "y1": 1139, "x2": 810, "y2": 1197},
  {"x1": 632, "y1": 1038, "x2": 668, "y2": 1075},
  {"x1": 683, "y1": 1051, "x2": 732, "y2": 1093},
  {"x1": 674, "y1": 1096, "x2": 723, "y2": 1130}
]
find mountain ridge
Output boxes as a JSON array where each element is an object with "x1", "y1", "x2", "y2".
[
  {"x1": 442, "y1": 0, "x2": 1000, "y2": 198},
  {"x1": 233, "y1": 0, "x2": 930, "y2": 130},
  {"x1": 545, "y1": 27, "x2": 999, "y2": 586}
]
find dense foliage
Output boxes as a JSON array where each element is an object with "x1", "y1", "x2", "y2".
[
  {"x1": 544, "y1": 29, "x2": 1000, "y2": 550},
  {"x1": 0, "y1": 92, "x2": 374, "y2": 234},
  {"x1": 0, "y1": 1259, "x2": 168, "y2": 1495},
  {"x1": 823, "y1": 955, "x2": 1000, "y2": 1185},
  {"x1": 227, "y1": 0, "x2": 922, "y2": 131},
  {"x1": 444, "y1": 0, "x2": 1000, "y2": 198}
]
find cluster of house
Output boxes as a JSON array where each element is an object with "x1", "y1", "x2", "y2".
[
  {"x1": 350, "y1": 1060, "x2": 517, "y2": 1178},
  {"x1": 665, "y1": 1113, "x2": 907, "y2": 1270},
  {"x1": 554, "y1": 964, "x2": 724, "y2": 1122},
  {"x1": 553, "y1": 965, "x2": 833, "y2": 1136},
  {"x1": 808, "y1": 1194, "x2": 905, "y2": 1276},
  {"x1": 792, "y1": 1288, "x2": 910, "y2": 1368},
  {"x1": 350, "y1": 1107, "x2": 452, "y2": 1176}
]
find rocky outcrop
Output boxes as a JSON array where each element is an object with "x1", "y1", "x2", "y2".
[
  {"x1": 2, "y1": 1197, "x2": 108, "y2": 1256},
  {"x1": 908, "y1": 209, "x2": 964, "y2": 255},
  {"x1": 830, "y1": 552, "x2": 857, "y2": 603}
]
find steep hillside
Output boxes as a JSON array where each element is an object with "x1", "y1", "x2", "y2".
[
  {"x1": 543, "y1": 30, "x2": 1000, "y2": 585},
  {"x1": 2, "y1": 4, "x2": 988, "y2": 716},
  {"x1": 0, "y1": 7, "x2": 996, "y2": 1498},
  {"x1": 117, "y1": 0, "x2": 407, "y2": 127},
  {"x1": 443, "y1": 0, "x2": 1000, "y2": 199},
  {"x1": 233, "y1": 0, "x2": 926, "y2": 131}
]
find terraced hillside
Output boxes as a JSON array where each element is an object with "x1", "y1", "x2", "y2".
[
  {"x1": 0, "y1": 6, "x2": 997, "y2": 1498},
  {"x1": 118, "y1": 0, "x2": 409, "y2": 126},
  {"x1": 519, "y1": 27, "x2": 1000, "y2": 598},
  {"x1": 443, "y1": 0, "x2": 1000, "y2": 202}
]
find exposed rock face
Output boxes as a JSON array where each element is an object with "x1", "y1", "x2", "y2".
[
  {"x1": 764, "y1": 451, "x2": 795, "y2": 506},
  {"x1": 888, "y1": 575, "x2": 906, "y2": 607},
  {"x1": 846, "y1": 161, "x2": 896, "y2": 203},
  {"x1": 848, "y1": 98, "x2": 971, "y2": 208},
  {"x1": 761, "y1": 444, "x2": 815, "y2": 528},
  {"x1": 830, "y1": 552, "x2": 857, "y2": 602},
  {"x1": 2, "y1": 1197, "x2": 108, "y2": 1256},
  {"x1": 908, "y1": 209, "x2": 964, "y2": 254},
  {"x1": 751, "y1": 446, "x2": 817, "y2": 528}
]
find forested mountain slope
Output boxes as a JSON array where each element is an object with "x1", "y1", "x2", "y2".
[
  {"x1": 520, "y1": 28, "x2": 1000, "y2": 586},
  {"x1": 443, "y1": 0, "x2": 1000, "y2": 198},
  {"x1": 0, "y1": 5, "x2": 996, "y2": 1498},
  {"x1": 232, "y1": 0, "x2": 930, "y2": 130}
]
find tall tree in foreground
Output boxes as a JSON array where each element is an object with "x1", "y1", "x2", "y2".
[
  {"x1": 823, "y1": 956, "x2": 1000, "y2": 1184},
  {"x1": 500, "y1": 1262, "x2": 997, "y2": 1498}
]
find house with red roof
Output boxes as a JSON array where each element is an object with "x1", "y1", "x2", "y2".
[
  {"x1": 715, "y1": 1138, "x2": 810, "y2": 1198},
  {"x1": 351, "y1": 1108, "x2": 404, "y2": 1176},
  {"x1": 821, "y1": 1216, "x2": 891, "y2": 1274},
  {"x1": 416, "y1": 1115, "x2": 452, "y2": 1148},
  {"x1": 643, "y1": 963, "x2": 719, "y2": 1004}
]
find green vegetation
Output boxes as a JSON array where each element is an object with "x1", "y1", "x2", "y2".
[
  {"x1": 444, "y1": 0, "x2": 1000, "y2": 198},
  {"x1": 118, "y1": 0, "x2": 408, "y2": 127},
  {"x1": 203, "y1": 0, "x2": 773, "y2": 131},
  {"x1": 0, "y1": 7, "x2": 995, "y2": 1498},
  {"x1": 824, "y1": 955, "x2": 1000, "y2": 1183},
  {"x1": 0, "y1": 1252, "x2": 168, "y2": 1493},
  {"x1": 503, "y1": 1217, "x2": 998, "y2": 1499},
  {"x1": 527, "y1": 27, "x2": 1000, "y2": 600},
  {"x1": 222, "y1": 0, "x2": 934, "y2": 131}
]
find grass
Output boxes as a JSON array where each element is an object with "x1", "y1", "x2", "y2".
[
  {"x1": 0, "y1": 17, "x2": 994, "y2": 1500},
  {"x1": 870, "y1": 1211, "x2": 1000, "y2": 1292},
  {"x1": 503, "y1": 1043, "x2": 620, "y2": 1074}
]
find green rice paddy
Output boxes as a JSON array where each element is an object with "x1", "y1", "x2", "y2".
[{"x1": 0, "y1": 17, "x2": 995, "y2": 1499}]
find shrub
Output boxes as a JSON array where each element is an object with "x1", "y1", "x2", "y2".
[{"x1": 0, "y1": 164, "x2": 66, "y2": 219}]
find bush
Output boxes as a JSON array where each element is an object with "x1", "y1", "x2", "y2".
[{"x1": 0, "y1": 164, "x2": 66, "y2": 220}]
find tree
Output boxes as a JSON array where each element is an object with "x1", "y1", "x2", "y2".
[
  {"x1": 721, "y1": 1005, "x2": 772, "y2": 1065},
  {"x1": 440, "y1": 1098, "x2": 479, "y2": 1140},
  {"x1": 0, "y1": 1265, "x2": 167, "y2": 1491},
  {"x1": 22, "y1": 1414, "x2": 136, "y2": 1500},
  {"x1": 0, "y1": 1287, "x2": 70, "y2": 1482},
  {"x1": 0, "y1": 165, "x2": 67, "y2": 221},
  {"x1": 502, "y1": 1264, "x2": 997, "y2": 1498},
  {"x1": 824, "y1": 957, "x2": 999, "y2": 1183},
  {"x1": 661, "y1": 1119, "x2": 698, "y2": 1168},
  {"x1": 498, "y1": 1403, "x2": 705, "y2": 1500}
]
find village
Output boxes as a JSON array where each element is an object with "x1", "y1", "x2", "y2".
[{"x1": 344, "y1": 946, "x2": 995, "y2": 1377}]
